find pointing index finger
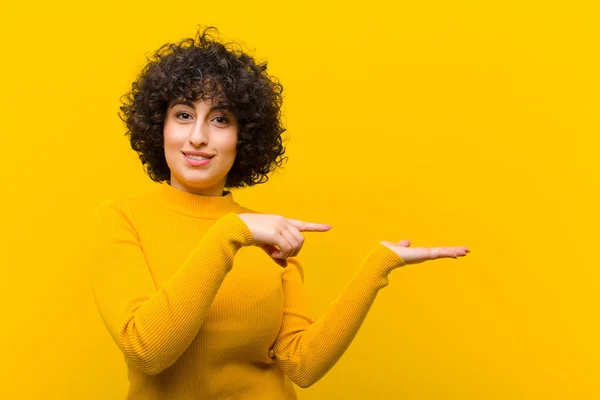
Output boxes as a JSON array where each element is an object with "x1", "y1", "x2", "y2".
[{"x1": 287, "y1": 218, "x2": 332, "y2": 232}]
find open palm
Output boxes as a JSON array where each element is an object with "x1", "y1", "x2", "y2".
[{"x1": 380, "y1": 239, "x2": 470, "y2": 265}]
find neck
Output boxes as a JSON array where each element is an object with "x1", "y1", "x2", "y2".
[
  {"x1": 150, "y1": 182, "x2": 241, "y2": 219},
  {"x1": 169, "y1": 177, "x2": 226, "y2": 197}
]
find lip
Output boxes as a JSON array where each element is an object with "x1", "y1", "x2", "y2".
[
  {"x1": 183, "y1": 153, "x2": 213, "y2": 166},
  {"x1": 182, "y1": 150, "x2": 214, "y2": 157}
]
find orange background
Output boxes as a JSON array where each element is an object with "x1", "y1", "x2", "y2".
[{"x1": 1, "y1": 1, "x2": 598, "y2": 398}]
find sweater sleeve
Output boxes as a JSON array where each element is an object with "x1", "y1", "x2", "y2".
[
  {"x1": 88, "y1": 199, "x2": 254, "y2": 376},
  {"x1": 272, "y1": 243, "x2": 406, "y2": 388}
]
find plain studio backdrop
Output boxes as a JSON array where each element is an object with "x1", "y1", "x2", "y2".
[{"x1": 1, "y1": 0, "x2": 598, "y2": 399}]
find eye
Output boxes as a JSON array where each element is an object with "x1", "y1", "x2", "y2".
[
  {"x1": 214, "y1": 116, "x2": 230, "y2": 124},
  {"x1": 176, "y1": 112, "x2": 192, "y2": 120}
]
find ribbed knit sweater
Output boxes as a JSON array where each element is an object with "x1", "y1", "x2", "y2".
[{"x1": 88, "y1": 183, "x2": 406, "y2": 399}]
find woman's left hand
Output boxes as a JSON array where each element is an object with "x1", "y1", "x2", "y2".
[{"x1": 380, "y1": 239, "x2": 470, "y2": 265}]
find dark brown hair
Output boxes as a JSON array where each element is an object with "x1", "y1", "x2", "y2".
[{"x1": 118, "y1": 25, "x2": 288, "y2": 188}]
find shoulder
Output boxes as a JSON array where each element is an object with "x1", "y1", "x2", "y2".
[
  {"x1": 91, "y1": 195, "x2": 147, "y2": 227},
  {"x1": 92, "y1": 196, "x2": 128, "y2": 215},
  {"x1": 92, "y1": 190, "x2": 153, "y2": 217},
  {"x1": 90, "y1": 198, "x2": 130, "y2": 227}
]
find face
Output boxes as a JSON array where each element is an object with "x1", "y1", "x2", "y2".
[{"x1": 163, "y1": 96, "x2": 238, "y2": 196}]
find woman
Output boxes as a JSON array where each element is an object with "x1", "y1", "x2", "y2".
[{"x1": 89, "y1": 25, "x2": 470, "y2": 399}]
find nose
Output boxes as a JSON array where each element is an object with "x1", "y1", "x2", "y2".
[{"x1": 188, "y1": 121, "x2": 209, "y2": 146}]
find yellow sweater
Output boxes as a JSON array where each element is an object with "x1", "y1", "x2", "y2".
[{"x1": 89, "y1": 183, "x2": 406, "y2": 399}]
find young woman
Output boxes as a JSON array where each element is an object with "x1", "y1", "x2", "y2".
[{"x1": 89, "y1": 25, "x2": 470, "y2": 399}]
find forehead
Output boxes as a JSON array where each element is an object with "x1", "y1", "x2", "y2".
[{"x1": 168, "y1": 96, "x2": 230, "y2": 110}]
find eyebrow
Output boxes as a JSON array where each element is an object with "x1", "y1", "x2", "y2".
[{"x1": 169, "y1": 99, "x2": 231, "y2": 112}]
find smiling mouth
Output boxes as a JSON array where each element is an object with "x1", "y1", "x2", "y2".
[
  {"x1": 184, "y1": 154, "x2": 213, "y2": 160},
  {"x1": 183, "y1": 153, "x2": 214, "y2": 166}
]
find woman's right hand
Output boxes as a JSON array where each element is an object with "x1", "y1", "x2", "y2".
[{"x1": 237, "y1": 213, "x2": 332, "y2": 266}]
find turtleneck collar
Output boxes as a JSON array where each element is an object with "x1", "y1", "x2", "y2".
[{"x1": 150, "y1": 183, "x2": 243, "y2": 219}]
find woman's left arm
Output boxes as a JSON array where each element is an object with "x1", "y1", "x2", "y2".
[{"x1": 271, "y1": 243, "x2": 406, "y2": 388}]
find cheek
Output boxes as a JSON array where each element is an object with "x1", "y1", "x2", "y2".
[
  {"x1": 163, "y1": 127, "x2": 185, "y2": 148},
  {"x1": 162, "y1": 125, "x2": 174, "y2": 146},
  {"x1": 228, "y1": 139, "x2": 238, "y2": 154},
  {"x1": 222, "y1": 132, "x2": 238, "y2": 155}
]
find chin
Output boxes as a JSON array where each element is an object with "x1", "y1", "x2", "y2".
[{"x1": 175, "y1": 172, "x2": 225, "y2": 188}]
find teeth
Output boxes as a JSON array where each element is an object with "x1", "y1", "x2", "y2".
[{"x1": 186, "y1": 154, "x2": 210, "y2": 160}]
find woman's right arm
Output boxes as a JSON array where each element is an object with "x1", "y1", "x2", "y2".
[{"x1": 88, "y1": 199, "x2": 254, "y2": 376}]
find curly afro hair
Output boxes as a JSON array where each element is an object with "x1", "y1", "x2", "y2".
[{"x1": 118, "y1": 25, "x2": 288, "y2": 189}]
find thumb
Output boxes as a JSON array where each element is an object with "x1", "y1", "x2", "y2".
[
  {"x1": 258, "y1": 243, "x2": 287, "y2": 267},
  {"x1": 258, "y1": 243, "x2": 277, "y2": 256}
]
